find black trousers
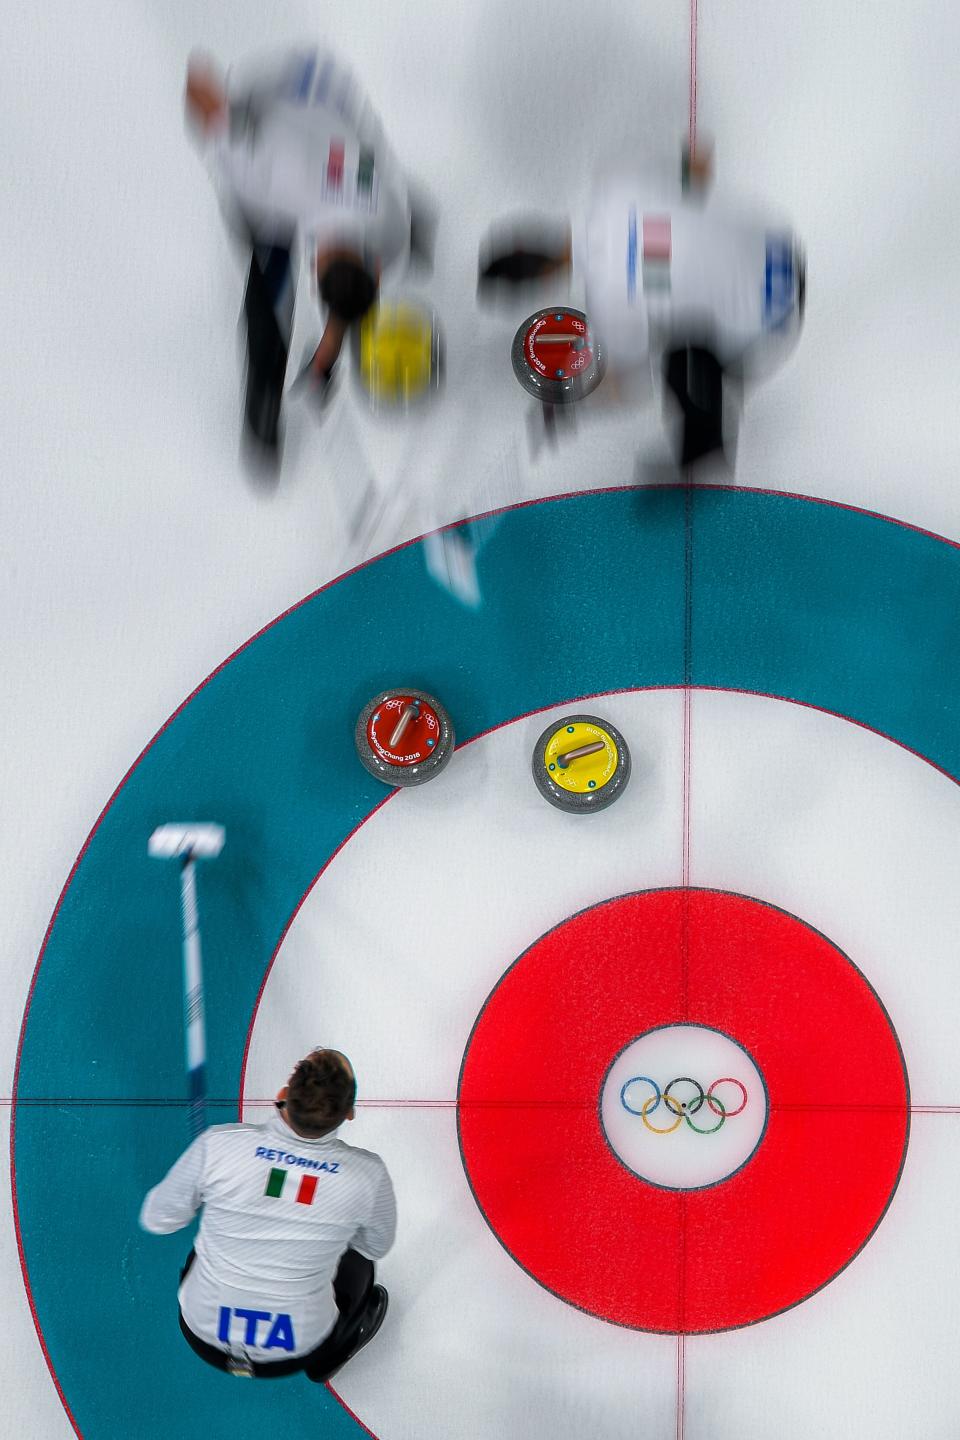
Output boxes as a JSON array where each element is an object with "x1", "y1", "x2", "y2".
[
  {"x1": 178, "y1": 1247, "x2": 375, "y2": 1381},
  {"x1": 663, "y1": 345, "x2": 726, "y2": 467},
  {"x1": 243, "y1": 240, "x2": 295, "y2": 404}
]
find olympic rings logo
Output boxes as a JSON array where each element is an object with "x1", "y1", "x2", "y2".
[{"x1": 619, "y1": 1076, "x2": 748, "y2": 1135}]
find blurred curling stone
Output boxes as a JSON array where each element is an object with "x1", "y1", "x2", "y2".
[
  {"x1": 511, "y1": 308, "x2": 606, "y2": 405},
  {"x1": 532, "y1": 714, "x2": 630, "y2": 813},
  {"x1": 356, "y1": 689, "x2": 455, "y2": 786},
  {"x1": 355, "y1": 298, "x2": 443, "y2": 413}
]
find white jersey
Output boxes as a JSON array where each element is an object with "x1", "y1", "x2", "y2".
[
  {"x1": 203, "y1": 46, "x2": 411, "y2": 277},
  {"x1": 139, "y1": 1111, "x2": 396, "y2": 1362},
  {"x1": 574, "y1": 167, "x2": 803, "y2": 380}
]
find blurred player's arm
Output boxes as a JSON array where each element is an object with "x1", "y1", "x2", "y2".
[
  {"x1": 187, "y1": 47, "x2": 330, "y2": 150},
  {"x1": 477, "y1": 220, "x2": 573, "y2": 295},
  {"x1": 681, "y1": 136, "x2": 714, "y2": 193},
  {"x1": 139, "y1": 1131, "x2": 207, "y2": 1234},
  {"x1": 185, "y1": 55, "x2": 228, "y2": 135}
]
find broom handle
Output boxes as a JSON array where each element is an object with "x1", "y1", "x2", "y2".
[{"x1": 179, "y1": 856, "x2": 208, "y2": 1138}]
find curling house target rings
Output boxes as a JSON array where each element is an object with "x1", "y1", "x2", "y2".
[{"x1": 15, "y1": 484, "x2": 957, "y2": 1438}]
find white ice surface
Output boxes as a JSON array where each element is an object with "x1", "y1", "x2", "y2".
[{"x1": 3, "y1": 0, "x2": 960, "y2": 1436}]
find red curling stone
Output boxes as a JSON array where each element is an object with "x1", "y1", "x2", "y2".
[
  {"x1": 367, "y1": 695, "x2": 441, "y2": 767},
  {"x1": 511, "y1": 307, "x2": 606, "y2": 404},
  {"x1": 355, "y1": 688, "x2": 456, "y2": 787}
]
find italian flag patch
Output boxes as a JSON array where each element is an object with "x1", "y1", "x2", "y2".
[{"x1": 264, "y1": 1168, "x2": 318, "y2": 1205}]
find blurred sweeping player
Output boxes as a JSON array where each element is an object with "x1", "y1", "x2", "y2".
[
  {"x1": 140, "y1": 1048, "x2": 396, "y2": 1382},
  {"x1": 477, "y1": 140, "x2": 805, "y2": 470},
  {"x1": 185, "y1": 45, "x2": 435, "y2": 465}
]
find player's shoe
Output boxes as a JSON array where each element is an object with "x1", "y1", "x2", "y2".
[
  {"x1": 352, "y1": 1285, "x2": 389, "y2": 1354},
  {"x1": 306, "y1": 1286, "x2": 389, "y2": 1384}
]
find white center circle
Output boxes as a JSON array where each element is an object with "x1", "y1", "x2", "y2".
[{"x1": 600, "y1": 1024, "x2": 768, "y2": 1190}]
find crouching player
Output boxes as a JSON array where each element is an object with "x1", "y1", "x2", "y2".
[{"x1": 141, "y1": 1048, "x2": 394, "y2": 1381}]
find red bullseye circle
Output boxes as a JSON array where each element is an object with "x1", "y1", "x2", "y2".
[
  {"x1": 458, "y1": 889, "x2": 909, "y2": 1333},
  {"x1": 367, "y1": 695, "x2": 440, "y2": 767}
]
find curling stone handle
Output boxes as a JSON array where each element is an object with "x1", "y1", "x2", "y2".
[
  {"x1": 389, "y1": 700, "x2": 421, "y2": 748},
  {"x1": 556, "y1": 740, "x2": 606, "y2": 769}
]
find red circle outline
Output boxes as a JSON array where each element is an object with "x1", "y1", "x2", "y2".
[{"x1": 457, "y1": 888, "x2": 910, "y2": 1334}]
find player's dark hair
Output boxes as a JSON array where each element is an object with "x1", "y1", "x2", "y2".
[
  {"x1": 319, "y1": 259, "x2": 378, "y2": 323},
  {"x1": 285, "y1": 1051, "x2": 357, "y2": 1138}
]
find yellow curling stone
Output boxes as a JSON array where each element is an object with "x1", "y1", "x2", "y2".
[
  {"x1": 358, "y1": 300, "x2": 438, "y2": 407},
  {"x1": 532, "y1": 713, "x2": 632, "y2": 813},
  {"x1": 543, "y1": 720, "x2": 618, "y2": 794}
]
